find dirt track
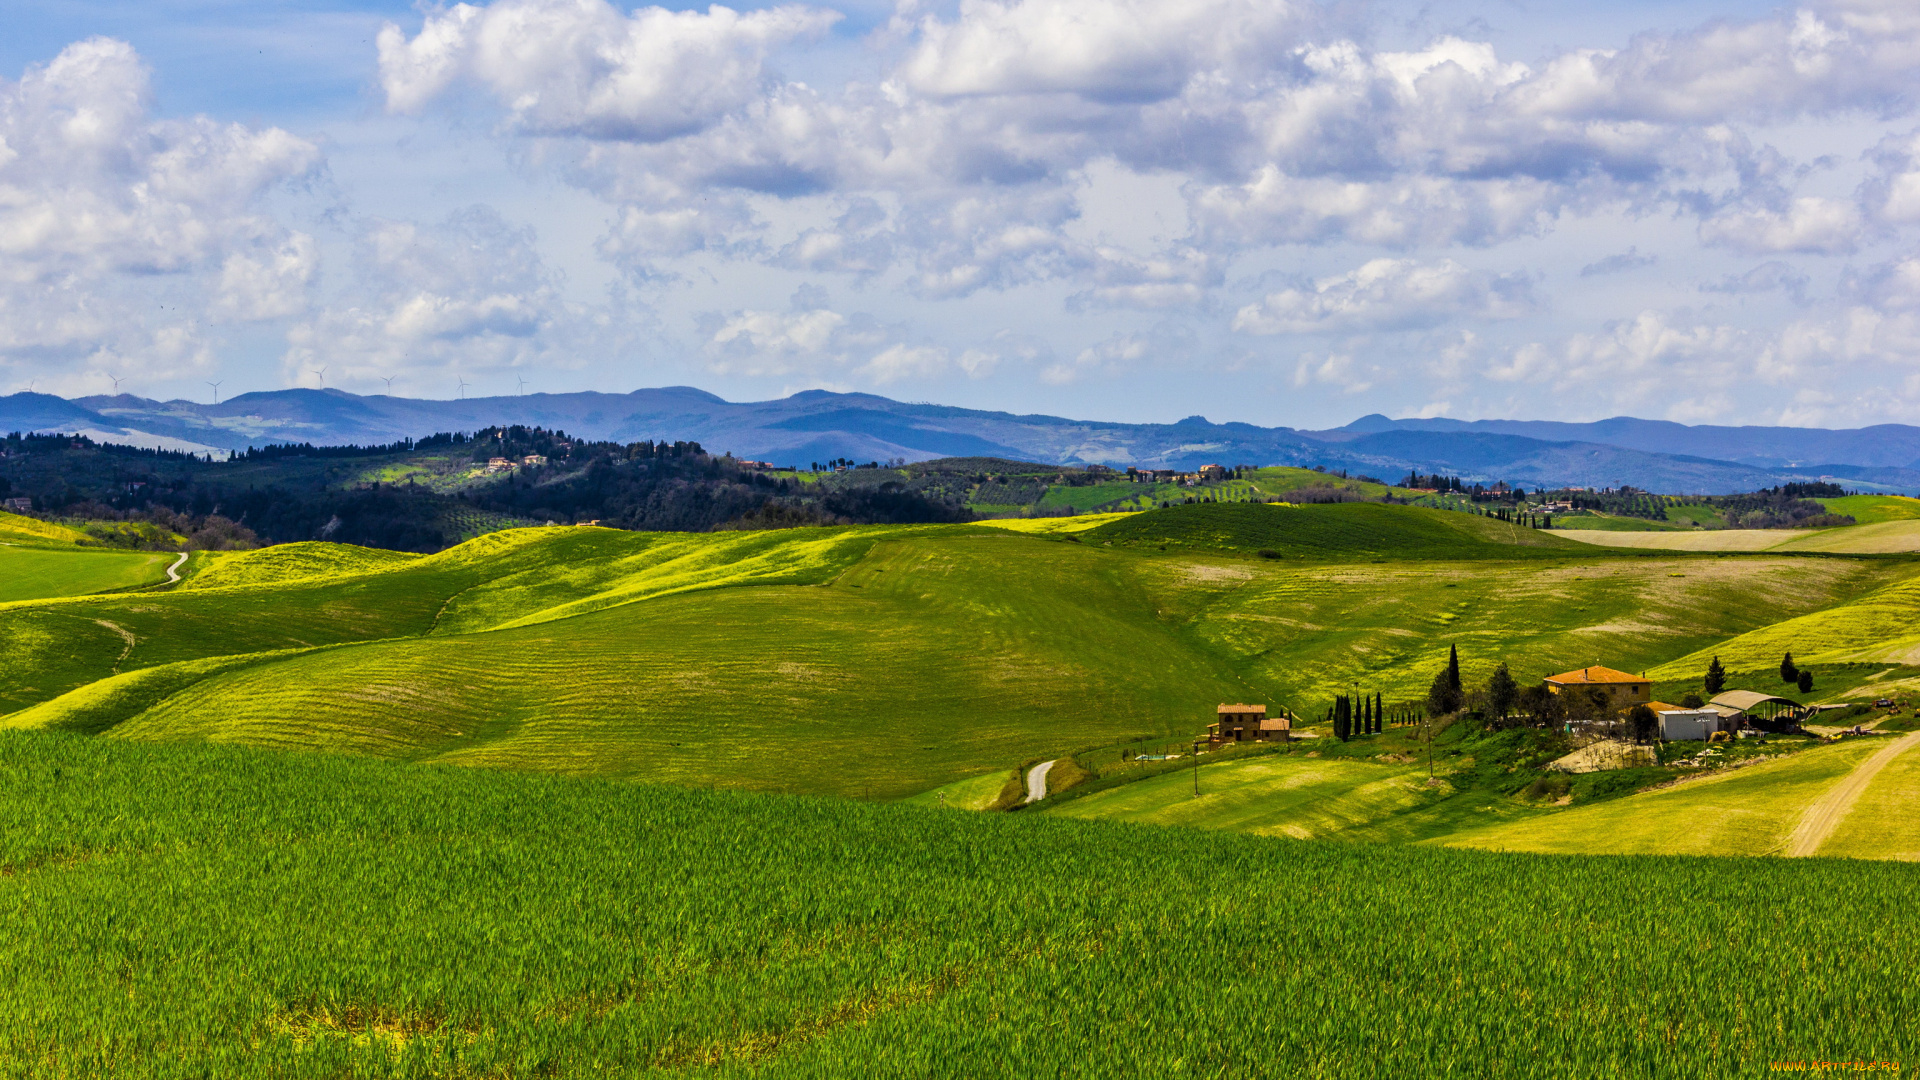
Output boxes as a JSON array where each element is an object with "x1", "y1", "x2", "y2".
[{"x1": 1784, "y1": 731, "x2": 1920, "y2": 857}]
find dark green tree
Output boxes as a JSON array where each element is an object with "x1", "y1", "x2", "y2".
[
  {"x1": 1680, "y1": 692, "x2": 1705, "y2": 709},
  {"x1": 1374, "y1": 693, "x2": 1384, "y2": 733},
  {"x1": 1797, "y1": 669, "x2": 1814, "y2": 693},
  {"x1": 1487, "y1": 663, "x2": 1519, "y2": 720},
  {"x1": 1427, "y1": 669, "x2": 1462, "y2": 718},
  {"x1": 1447, "y1": 644, "x2": 1462, "y2": 693},
  {"x1": 1627, "y1": 704, "x2": 1658, "y2": 744},
  {"x1": 1705, "y1": 656, "x2": 1726, "y2": 695},
  {"x1": 1333, "y1": 695, "x2": 1351, "y2": 741},
  {"x1": 1780, "y1": 652, "x2": 1799, "y2": 684}
]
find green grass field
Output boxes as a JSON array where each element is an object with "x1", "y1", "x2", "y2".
[
  {"x1": 1046, "y1": 752, "x2": 1435, "y2": 838},
  {"x1": 4, "y1": 731, "x2": 1916, "y2": 1078},
  {"x1": 0, "y1": 547, "x2": 176, "y2": 601},
  {"x1": 1647, "y1": 571, "x2": 1920, "y2": 680},
  {"x1": 1438, "y1": 738, "x2": 1886, "y2": 857},
  {"x1": 0, "y1": 509, "x2": 93, "y2": 547}
]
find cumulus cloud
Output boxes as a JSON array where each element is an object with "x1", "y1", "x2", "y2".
[
  {"x1": 1234, "y1": 259, "x2": 1537, "y2": 334},
  {"x1": 0, "y1": 38, "x2": 319, "y2": 388},
  {"x1": 284, "y1": 207, "x2": 621, "y2": 393},
  {"x1": 377, "y1": 0, "x2": 839, "y2": 141},
  {"x1": 1698, "y1": 197, "x2": 1864, "y2": 254},
  {"x1": 701, "y1": 296, "x2": 996, "y2": 384}
]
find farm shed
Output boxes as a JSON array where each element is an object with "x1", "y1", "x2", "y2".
[
  {"x1": 1657, "y1": 709, "x2": 1721, "y2": 741},
  {"x1": 1545, "y1": 666, "x2": 1652, "y2": 709},
  {"x1": 1708, "y1": 691, "x2": 1798, "y2": 723}
]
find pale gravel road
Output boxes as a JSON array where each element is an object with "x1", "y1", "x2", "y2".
[
  {"x1": 1785, "y1": 730, "x2": 1920, "y2": 857},
  {"x1": 1025, "y1": 760, "x2": 1055, "y2": 804}
]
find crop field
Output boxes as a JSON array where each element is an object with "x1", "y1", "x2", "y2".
[
  {"x1": 3, "y1": 732, "x2": 1917, "y2": 1078},
  {"x1": 1773, "y1": 518, "x2": 1920, "y2": 553},
  {"x1": 1553, "y1": 528, "x2": 1819, "y2": 550},
  {"x1": 1438, "y1": 738, "x2": 1886, "y2": 857},
  {"x1": 0, "y1": 547, "x2": 175, "y2": 602}
]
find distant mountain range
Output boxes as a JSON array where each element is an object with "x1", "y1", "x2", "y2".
[{"x1": 5, "y1": 387, "x2": 1919, "y2": 495}]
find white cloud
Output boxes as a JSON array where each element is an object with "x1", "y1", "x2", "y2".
[
  {"x1": 702, "y1": 302, "x2": 993, "y2": 385},
  {"x1": 1697, "y1": 197, "x2": 1864, "y2": 254},
  {"x1": 1234, "y1": 258, "x2": 1536, "y2": 334},
  {"x1": 0, "y1": 38, "x2": 319, "y2": 387},
  {"x1": 378, "y1": 0, "x2": 839, "y2": 141},
  {"x1": 898, "y1": 0, "x2": 1311, "y2": 100},
  {"x1": 284, "y1": 207, "x2": 620, "y2": 393}
]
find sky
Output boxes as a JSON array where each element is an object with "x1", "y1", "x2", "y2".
[{"x1": 5, "y1": 0, "x2": 1920, "y2": 429}]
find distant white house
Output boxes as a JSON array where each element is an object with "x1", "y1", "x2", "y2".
[{"x1": 1657, "y1": 708, "x2": 1721, "y2": 741}]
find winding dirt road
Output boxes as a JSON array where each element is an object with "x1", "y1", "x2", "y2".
[
  {"x1": 1784, "y1": 731, "x2": 1920, "y2": 857},
  {"x1": 164, "y1": 551, "x2": 188, "y2": 584}
]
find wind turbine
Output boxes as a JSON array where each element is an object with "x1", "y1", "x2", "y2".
[
  {"x1": 207, "y1": 380, "x2": 223, "y2": 404},
  {"x1": 108, "y1": 373, "x2": 124, "y2": 394},
  {"x1": 309, "y1": 367, "x2": 326, "y2": 389},
  {"x1": 457, "y1": 376, "x2": 470, "y2": 400},
  {"x1": 381, "y1": 376, "x2": 396, "y2": 395},
  {"x1": 516, "y1": 375, "x2": 529, "y2": 395}
]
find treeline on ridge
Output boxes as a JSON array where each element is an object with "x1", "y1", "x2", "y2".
[{"x1": 0, "y1": 428, "x2": 973, "y2": 552}]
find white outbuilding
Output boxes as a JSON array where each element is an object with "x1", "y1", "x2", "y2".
[{"x1": 1657, "y1": 708, "x2": 1721, "y2": 741}]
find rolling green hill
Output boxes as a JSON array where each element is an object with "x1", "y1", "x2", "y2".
[
  {"x1": 6, "y1": 503, "x2": 1913, "y2": 802},
  {"x1": 1082, "y1": 501, "x2": 1584, "y2": 560},
  {"x1": 0, "y1": 547, "x2": 177, "y2": 602},
  {"x1": 1646, "y1": 572, "x2": 1920, "y2": 679},
  {"x1": 1438, "y1": 737, "x2": 1889, "y2": 857}
]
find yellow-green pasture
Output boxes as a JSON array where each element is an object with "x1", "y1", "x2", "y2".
[
  {"x1": 0, "y1": 547, "x2": 176, "y2": 602},
  {"x1": 1817, "y1": 735, "x2": 1920, "y2": 860},
  {"x1": 180, "y1": 541, "x2": 421, "y2": 590},
  {"x1": 1820, "y1": 494, "x2": 1920, "y2": 524},
  {"x1": 1438, "y1": 738, "x2": 1885, "y2": 857},
  {"x1": 1648, "y1": 571, "x2": 1920, "y2": 679},
  {"x1": 1554, "y1": 528, "x2": 1819, "y2": 550},
  {"x1": 1045, "y1": 753, "x2": 1434, "y2": 838},
  {"x1": 0, "y1": 509, "x2": 91, "y2": 547}
]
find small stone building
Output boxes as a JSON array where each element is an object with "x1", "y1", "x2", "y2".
[{"x1": 1208, "y1": 703, "x2": 1289, "y2": 745}]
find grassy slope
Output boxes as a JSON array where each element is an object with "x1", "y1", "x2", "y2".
[
  {"x1": 5, "y1": 732, "x2": 1916, "y2": 1078},
  {"x1": 1553, "y1": 528, "x2": 1819, "y2": 550},
  {"x1": 1046, "y1": 753, "x2": 1433, "y2": 838},
  {"x1": 1082, "y1": 500, "x2": 1583, "y2": 560},
  {"x1": 1647, "y1": 572, "x2": 1920, "y2": 679},
  {"x1": 0, "y1": 509, "x2": 93, "y2": 547},
  {"x1": 9, "y1": 505, "x2": 1913, "y2": 798},
  {"x1": 1437, "y1": 738, "x2": 1885, "y2": 856},
  {"x1": 1821, "y1": 494, "x2": 1920, "y2": 523},
  {"x1": 1820, "y1": 736, "x2": 1920, "y2": 859},
  {"x1": 0, "y1": 547, "x2": 175, "y2": 602},
  {"x1": 1773, "y1": 519, "x2": 1920, "y2": 553},
  {"x1": 15, "y1": 532, "x2": 1256, "y2": 798},
  {"x1": 180, "y1": 542, "x2": 420, "y2": 590}
]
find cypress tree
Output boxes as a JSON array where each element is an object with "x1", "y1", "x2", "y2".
[
  {"x1": 1375, "y1": 693, "x2": 1384, "y2": 732},
  {"x1": 1780, "y1": 652, "x2": 1798, "y2": 684},
  {"x1": 1705, "y1": 656, "x2": 1726, "y2": 695},
  {"x1": 1447, "y1": 644, "x2": 1462, "y2": 693}
]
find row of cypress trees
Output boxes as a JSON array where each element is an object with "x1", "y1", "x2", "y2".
[{"x1": 1330, "y1": 691, "x2": 1387, "y2": 741}]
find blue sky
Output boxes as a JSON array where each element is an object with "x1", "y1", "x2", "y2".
[{"x1": 5, "y1": 0, "x2": 1920, "y2": 428}]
